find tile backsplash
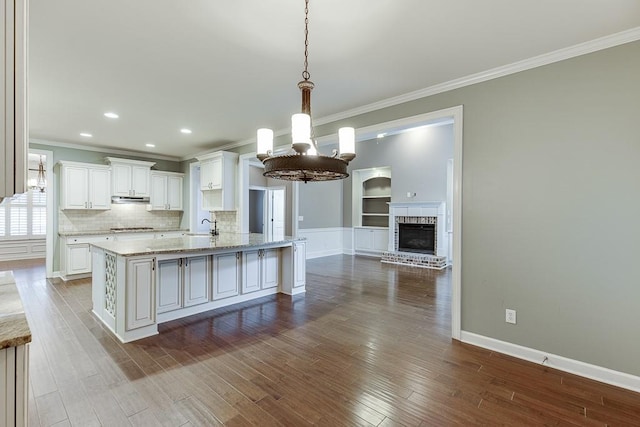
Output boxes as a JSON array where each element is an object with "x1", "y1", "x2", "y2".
[
  {"x1": 59, "y1": 204, "x2": 183, "y2": 232},
  {"x1": 211, "y1": 211, "x2": 238, "y2": 233}
]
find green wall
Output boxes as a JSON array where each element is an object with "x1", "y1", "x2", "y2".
[{"x1": 235, "y1": 40, "x2": 640, "y2": 376}]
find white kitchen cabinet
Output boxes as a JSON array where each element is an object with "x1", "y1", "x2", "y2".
[
  {"x1": 126, "y1": 257, "x2": 156, "y2": 331},
  {"x1": 0, "y1": 0, "x2": 28, "y2": 201},
  {"x1": 196, "y1": 151, "x2": 238, "y2": 211},
  {"x1": 212, "y1": 252, "x2": 240, "y2": 299},
  {"x1": 155, "y1": 231, "x2": 187, "y2": 239},
  {"x1": 106, "y1": 157, "x2": 155, "y2": 197},
  {"x1": 241, "y1": 250, "x2": 261, "y2": 294},
  {"x1": 183, "y1": 256, "x2": 209, "y2": 306},
  {"x1": 61, "y1": 234, "x2": 113, "y2": 280},
  {"x1": 156, "y1": 255, "x2": 209, "y2": 313},
  {"x1": 58, "y1": 161, "x2": 112, "y2": 210},
  {"x1": 354, "y1": 227, "x2": 389, "y2": 256},
  {"x1": 157, "y1": 259, "x2": 181, "y2": 314},
  {"x1": 149, "y1": 171, "x2": 183, "y2": 211},
  {"x1": 241, "y1": 248, "x2": 279, "y2": 294},
  {"x1": 281, "y1": 241, "x2": 306, "y2": 294},
  {"x1": 262, "y1": 248, "x2": 279, "y2": 289}
]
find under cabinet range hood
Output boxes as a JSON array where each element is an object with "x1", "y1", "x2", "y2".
[{"x1": 111, "y1": 196, "x2": 150, "y2": 204}]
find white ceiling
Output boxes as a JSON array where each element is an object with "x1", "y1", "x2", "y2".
[{"x1": 29, "y1": 0, "x2": 640, "y2": 159}]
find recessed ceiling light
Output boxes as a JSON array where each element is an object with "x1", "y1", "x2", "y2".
[
  {"x1": 377, "y1": 133, "x2": 386, "y2": 139},
  {"x1": 145, "y1": 143, "x2": 155, "y2": 148},
  {"x1": 104, "y1": 112, "x2": 119, "y2": 119},
  {"x1": 180, "y1": 128, "x2": 192, "y2": 134},
  {"x1": 80, "y1": 132, "x2": 93, "y2": 137}
]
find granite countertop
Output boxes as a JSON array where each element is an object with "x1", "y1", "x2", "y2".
[
  {"x1": 0, "y1": 271, "x2": 32, "y2": 350},
  {"x1": 59, "y1": 228, "x2": 188, "y2": 237},
  {"x1": 90, "y1": 233, "x2": 304, "y2": 257}
]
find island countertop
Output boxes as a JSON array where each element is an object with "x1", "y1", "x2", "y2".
[
  {"x1": 89, "y1": 233, "x2": 304, "y2": 257},
  {"x1": 0, "y1": 271, "x2": 32, "y2": 350}
]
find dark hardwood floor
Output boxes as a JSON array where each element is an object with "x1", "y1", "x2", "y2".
[{"x1": 3, "y1": 256, "x2": 640, "y2": 426}]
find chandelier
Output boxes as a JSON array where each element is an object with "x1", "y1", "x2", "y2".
[{"x1": 256, "y1": 0, "x2": 356, "y2": 183}]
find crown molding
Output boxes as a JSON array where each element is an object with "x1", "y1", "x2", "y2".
[
  {"x1": 30, "y1": 138, "x2": 182, "y2": 162},
  {"x1": 182, "y1": 26, "x2": 640, "y2": 161}
]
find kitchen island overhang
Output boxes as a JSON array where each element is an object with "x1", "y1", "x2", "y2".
[{"x1": 90, "y1": 234, "x2": 306, "y2": 343}]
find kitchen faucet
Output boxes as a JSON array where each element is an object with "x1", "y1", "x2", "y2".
[{"x1": 201, "y1": 218, "x2": 219, "y2": 236}]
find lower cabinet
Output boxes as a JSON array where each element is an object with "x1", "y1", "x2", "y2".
[
  {"x1": 354, "y1": 227, "x2": 389, "y2": 255},
  {"x1": 184, "y1": 256, "x2": 209, "y2": 306},
  {"x1": 126, "y1": 257, "x2": 156, "y2": 331},
  {"x1": 157, "y1": 255, "x2": 210, "y2": 314},
  {"x1": 212, "y1": 252, "x2": 240, "y2": 300},
  {"x1": 242, "y1": 248, "x2": 279, "y2": 294},
  {"x1": 292, "y1": 242, "x2": 306, "y2": 288},
  {"x1": 61, "y1": 235, "x2": 113, "y2": 279}
]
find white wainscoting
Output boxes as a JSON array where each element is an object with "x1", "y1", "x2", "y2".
[
  {"x1": 297, "y1": 228, "x2": 346, "y2": 259},
  {"x1": 342, "y1": 228, "x2": 354, "y2": 255},
  {"x1": 461, "y1": 331, "x2": 640, "y2": 393},
  {"x1": 0, "y1": 239, "x2": 46, "y2": 262}
]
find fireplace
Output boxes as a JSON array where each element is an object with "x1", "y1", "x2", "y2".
[
  {"x1": 382, "y1": 202, "x2": 448, "y2": 269},
  {"x1": 398, "y1": 223, "x2": 435, "y2": 254}
]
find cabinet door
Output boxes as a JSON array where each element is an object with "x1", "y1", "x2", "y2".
[
  {"x1": 261, "y1": 249, "x2": 279, "y2": 289},
  {"x1": 66, "y1": 243, "x2": 91, "y2": 275},
  {"x1": 373, "y1": 229, "x2": 389, "y2": 252},
  {"x1": 126, "y1": 258, "x2": 156, "y2": 330},
  {"x1": 112, "y1": 164, "x2": 132, "y2": 196},
  {"x1": 354, "y1": 228, "x2": 374, "y2": 251},
  {"x1": 62, "y1": 166, "x2": 89, "y2": 209},
  {"x1": 184, "y1": 256, "x2": 209, "y2": 306},
  {"x1": 209, "y1": 157, "x2": 223, "y2": 189},
  {"x1": 131, "y1": 165, "x2": 150, "y2": 196},
  {"x1": 166, "y1": 175, "x2": 183, "y2": 210},
  {"x1": 89, "y1": 168, "x2": 111, "y2": 209},
  {"x1": 200, "y1": 159, "x2": 215, "y2": 190},
  {"x1": 242, "y1": 250, "x2": 261, "y2": 294},
  {"x1": 157, "y1": 259, "x2": 182, "y2": 313},
  {"x1": 149, "y1": 174, "x2": 167, "y2": 210},
  {"x1": 212, "y1": 252, "x2": 240, "y2": 300},
  {"x1": 293, "y1": 242, "x2": 306, "y2": 288}
]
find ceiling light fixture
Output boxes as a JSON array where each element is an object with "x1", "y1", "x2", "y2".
[
  {"x1": 104, "y1": 112, "x2": 119, "y2": 119},
  {"x1": 180, "y1": 128, "x2": 192, "y2": 134},
  {"x1": 36, "y1": 156, "x2": 46, "y2": 192},
  {"x1": 80, "y1": 132, "x2": 93, "y2": 137},
  {"x1": 256, "y1": 0, "x2": 355, "y2": 183},
  {"x1": 145, "y1": 143, "x2": 156, "y2": 148}
]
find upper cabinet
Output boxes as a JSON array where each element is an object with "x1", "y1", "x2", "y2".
[
  {"x1": 196, "y1": 151, "x2": 238, "y2": 211},
  {"x1": 58, "y1": 161, "x2": 111, "y2": 210},
  {"x1": 0, "y1": 0, "x2": 28, "y2": 201},
  {"x1": 106, "y1": 157, "x2": 156, "y2": 197},
  {"x1": 148, "y1": 171, "x2": 183, "y2": 211}
]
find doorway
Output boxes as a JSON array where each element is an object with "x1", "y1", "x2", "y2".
[{"x1": 249, "y1": 187, "x2": 285, "y2": 238}]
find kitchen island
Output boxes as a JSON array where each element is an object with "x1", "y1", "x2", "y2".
[{"x1": 90, "y1": 233, "x2": 306, "y2": 343}]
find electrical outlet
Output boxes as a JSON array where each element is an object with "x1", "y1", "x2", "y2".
[{"x1": 505, "y1": 309, "x2": 516, "y2": 324}]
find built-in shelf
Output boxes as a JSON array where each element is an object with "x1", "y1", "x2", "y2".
[
  {"x1": 362, "y1": 195, "x2": 391, "y2": 199},
  {"x1": 362, "y1": 213, "x2": 389, "y2": 217},
  {"x1": 352, "y1": 167, "x2": 392, "y2": 230}
]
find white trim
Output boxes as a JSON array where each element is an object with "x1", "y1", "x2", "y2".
[
  {"x1": 461, "y1": 331, "x2": 640, "y2": 393},
  {"x1": 181, "y1": 27, "x2": 640, "y2": 161},
  {"x1": 297, "y1": 227, "x2": 345, "y2": 259},
  {"x1": 30, "y1": 138, "x2": 181, "y2": 162}
]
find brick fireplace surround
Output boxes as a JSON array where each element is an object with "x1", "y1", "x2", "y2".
[{"x1": 381, "y1": 202, "x2": 448, "y2": 269}]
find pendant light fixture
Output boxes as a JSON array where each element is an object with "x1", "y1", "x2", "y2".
[
  {"x1": 256, "y1": 0, "x2": 356, "y2": 183},
  {"x1": 36, "y1": 156, "x2": 46, "y2": 192}
]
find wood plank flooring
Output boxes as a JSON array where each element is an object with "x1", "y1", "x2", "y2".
[{"x1": 3, "y1": 256, "x2": 640, "y2": 426}]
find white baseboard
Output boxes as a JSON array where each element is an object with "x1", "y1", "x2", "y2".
[{"x1": 461, "y1": 331, "x2": 640, "y2": 393}]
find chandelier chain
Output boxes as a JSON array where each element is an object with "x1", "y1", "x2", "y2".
[{"x1": 302, "y1": 0, "x2": 310, "y2": 81}]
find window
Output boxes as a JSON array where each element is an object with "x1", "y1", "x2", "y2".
[{"x1": 0, "y1": 189, "x2": 47, "y2": 239}]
